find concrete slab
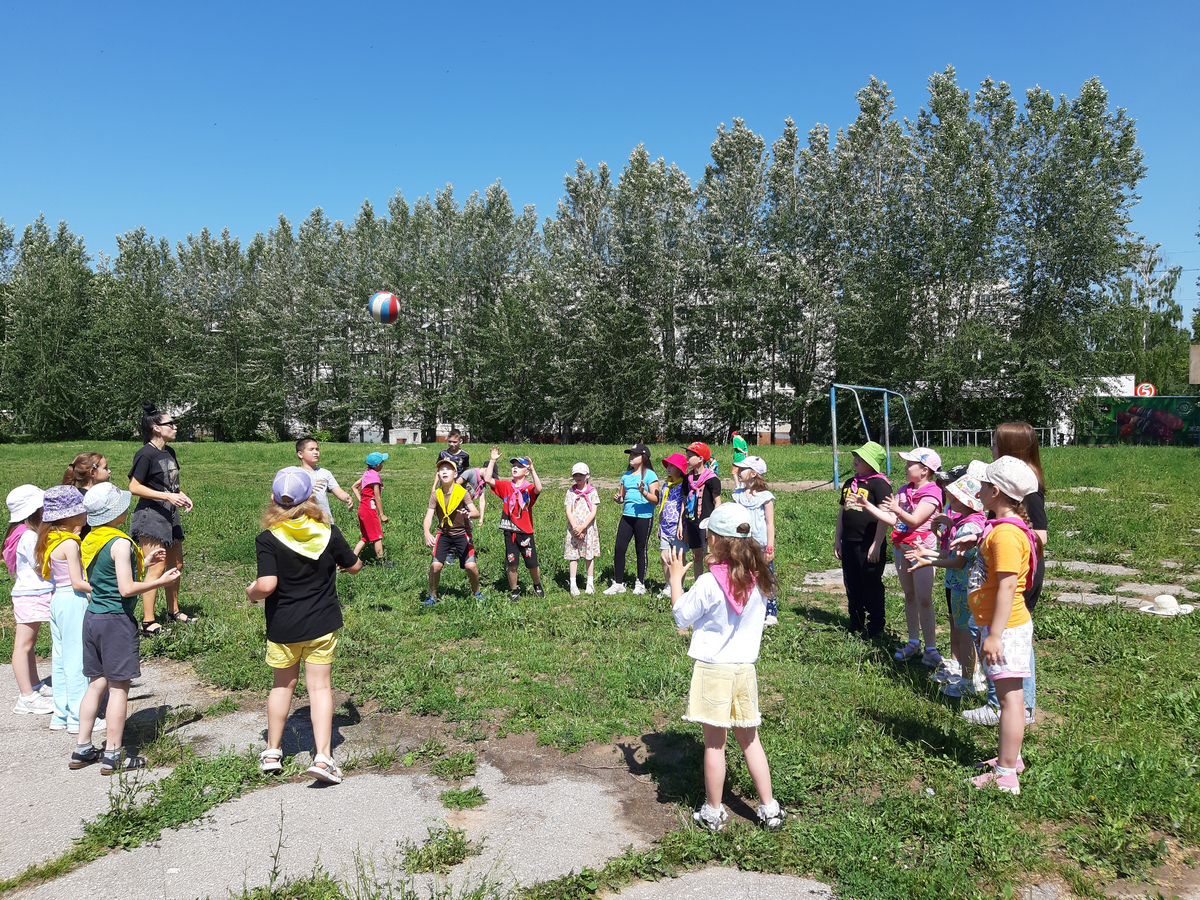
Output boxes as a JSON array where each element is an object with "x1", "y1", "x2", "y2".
[
  {"x1": 1115, "y1": 583, "x2": 1198, "y2": 600},
  {"x1": 607, "y1": 866, "x2": 833, "y2": 899},
  {"x1": 1044, "y1": 560, "x2": 1139, "y2": 577},
  {"x1": 1055, "y1": 593, "x2": 1141, "y2": 609}
]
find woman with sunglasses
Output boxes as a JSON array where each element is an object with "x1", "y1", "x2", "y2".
[{"x1": 128, "y1": 402, "x2": 194, "y2": 636}]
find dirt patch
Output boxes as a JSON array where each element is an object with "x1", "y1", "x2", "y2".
[{"x1": 1102, "y1": 840, "x2": 1200, "y2": 899}]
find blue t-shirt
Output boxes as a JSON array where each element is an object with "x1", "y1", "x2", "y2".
[{"x1": 620, "y1": 470, "x2": 659, "y2": 518}]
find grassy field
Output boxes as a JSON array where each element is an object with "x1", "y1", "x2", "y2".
[{"x1": 2, "y1": 441, "x2": 1199, "y2": 899}]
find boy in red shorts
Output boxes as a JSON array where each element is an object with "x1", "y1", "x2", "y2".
[
  {"x1": 422, "y1": 459, "x2": 484, "y2": 606},
  {"x1": 484, "y1": 447, "x2": 544, "y2": 602},
  {"x1": 351, "y1": 452, "x2": 389, "y2": 563}
]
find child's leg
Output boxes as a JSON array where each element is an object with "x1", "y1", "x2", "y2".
[
  {"x1": 373, "y1": 540, "x2": 385, "y2": 560},
  {"x1": 733, "y1": 726, "x2": 775, "y2": 808},
  {"x1": 49, "y1": 594, "x2": 68, "y2": 723},
  {"x1": 12, "y1": 621, "x2": 42, "y2": 696},
  {"x1": 894, "y1": 553, "x2": 919, "y2": 642},
  {"x1": 77, "y1": 675, "x2": 108, "y2": 744},
  {"x1": 843, "y1": 548, "x2": 865, "y2": 633},
  {"x1": 633, "y1": 518, "x2": 650, "y2": 584},
  {"x1": 701, "y1": 723, "x2": 728, "y2": 809},
  {"x1": 910, "y1": 563, "x2": 937, "y2": 649},
  {"x1": 60, "y1": 598, "x2": 88, "y2": 725},
  {"x1": 660, "y1": 549, "x2": 671, "y2": 585},
  {"x1": 353, "y1": 539, "x2": 366, "y2": 557},
  {"x1": 465, "y1": 560, "x2": 481, "y2": 594},
  {"x1": 994, "y1": 678, "x2": 1025, "y2": 768},
  {"x1": 267, "y1": 663, "x2": 300, "y2": 751},
  {"x1": 586, "y1": 557, "x2": 595, "y2": 581},
  {"x1": 102, "y1": 679, "x2": 132, "y2": 751},
  {"x1": 163, "y1": 542, "x2": 183, "y2": 616},
  {"x1": 569, "y1": 559, "x2": 578, "y2": 586},
  {"x1": 429, "y1": 560, "x2": 443, "y2": 595},
  {"x1": 138, "y1": 538, "x2": 165, "y2": 625},
  {"x1": 612, "y1": 517, "x2": 633, "y2": 585},
  {"x1": 530, "y1": 566, "x2": 542, "y2": 588},
  {"x1": 304, "y1": 662, "x2": 334, "y2": 760}
]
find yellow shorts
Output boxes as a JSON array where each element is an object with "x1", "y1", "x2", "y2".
[
  {"x1": 265, "y1": 631, "x2": 338, "y2": 668},
  {"x1": 683, "y1": 660, "x2": 761, "y2": 729}
]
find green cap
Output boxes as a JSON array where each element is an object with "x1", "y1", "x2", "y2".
[{"x1": 852, "y1": 441, "x2": 886, "y2": 475}]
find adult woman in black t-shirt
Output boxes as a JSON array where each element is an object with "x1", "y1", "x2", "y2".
[
  {"x1": 128, "y1": 403, "x2": 193, "y2": 635},
  {"x1": 962, "y1": 421, "x2": 1049, "y2": 727}
]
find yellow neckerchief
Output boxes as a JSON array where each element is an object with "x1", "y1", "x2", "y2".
[
  {"x1": 657, "y1": 477, "x2": 683, "y2": 516},
  {"x1": 269, "y1": 515, "x2": 331, "y2": 560},
  {"x1": 435, "y1": 483, "x2": 468, "y2": 528},
  {"x1": 81, "y1": 526, "x2": 144, "y2": 580},
  {"x1": 41, "y1": 531, "x2": 81, "y2": 580}
]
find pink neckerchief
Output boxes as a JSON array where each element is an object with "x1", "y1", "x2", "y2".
[
  {"x1": 981, "y1": 517, "x2": 1039, "y2": 571},
  {"x1": 945, "y1": 510, "x2": 986, "y2": 552},
  {"x1": 709, "y1": 561, "x2": 756, "y2": 616},
  {"x1": 568, "y1": 484, "x2": 595, "y2": 510},
  {"x1": 850, "y1": 472, "x2": 889, "y2": 494},
  {"x1": 688, "y1": 468, "x2": 716, "y2": 492},
  {"x1": 3, "y1": 524, "x2": 28, "y2": 578},
  {"x1": 504, "y1": 479, "x2": 534, "y2": 519}
]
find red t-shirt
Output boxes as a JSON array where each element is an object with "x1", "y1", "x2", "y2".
[{"x1": 491, "y1": 479, "x2": 539, "y2": 534}]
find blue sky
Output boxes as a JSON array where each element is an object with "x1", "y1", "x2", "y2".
[{"x1": 2, "y1": 1, "x2": 1197, "y2": 320}]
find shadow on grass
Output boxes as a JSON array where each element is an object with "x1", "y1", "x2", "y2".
[
  {"x1": 264, "y1": 696, "x2": 362, "y2": 757},
  {"x1": 865, "y1": 710, "x2": 981, "y2": 767}
]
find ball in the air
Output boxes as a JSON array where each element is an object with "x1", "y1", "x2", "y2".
[{"x1": 368, "y1": 291, "x2": 401, "y2": 324}]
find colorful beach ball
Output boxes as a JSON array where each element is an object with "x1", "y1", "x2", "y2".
[{"x1": 368, "y1": 291, "x2": 401, "y2": 324}]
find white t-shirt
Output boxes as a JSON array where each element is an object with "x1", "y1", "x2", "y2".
[
  {"x1": 307, "y1": 468, "x2": 342, "y2": 518},
  {"x1": 732, "y1": 488, "x2": 775, "y2": 548},
  {"x1": 11, "y1": 530, "x2": 52, "y2": 597},
  {"x1": 672, "y1": 571, "x2": 766, "y2": 665}
]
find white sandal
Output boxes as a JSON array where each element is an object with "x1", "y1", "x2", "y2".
[
  {"x1": 259, "y1": 748, "x2": 283, "y2": 773},
  {"x1": 305, "y1": 753, "x2": 343, "y2": 784}
]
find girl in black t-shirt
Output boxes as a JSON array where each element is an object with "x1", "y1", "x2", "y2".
[
  {"x1": 128, "y1": 403, "x2": 192, "y2": 636},
  {"x1": 247, "y1": 467, "x2": 362, "y2": 784},
  {"x1": 835, "y1": 442, "x2": 893, "y2": 638}
]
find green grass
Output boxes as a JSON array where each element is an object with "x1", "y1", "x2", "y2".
[
  {"x1": 401, "y1": 824, "x2": 482, "y2": 874},
  {"x1": 431, "y1": 750, "x2": 477, "y2": 782},
  {"x1": 440, "y1": 786, "x2": 488, "y2": 810},
  {"x1": 2, "y1": 441, "x2": 1199, "y2": 898}
]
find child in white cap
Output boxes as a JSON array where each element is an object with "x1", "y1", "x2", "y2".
[
  {"x1": 965, "y1": 456, "x2": 1040, "y2": 795},
  {"x1": 665, "y1": 503, "x2": 784, "y2": 833},
  {"x1": 6, "y1": 485, "x2": 54, "y2": 715},
  {"x1": 563, "y1": 462, "x2": 600, "y2": 595},
  {"x1": 246, "y1": 467, "x2": 363, "y2": 783},
  {"x1": 71, "y1": 483, "x2": 180, "y2": 774},
  {"x1": 731, "y1": 455, "x2": 778, "y2": 626}
]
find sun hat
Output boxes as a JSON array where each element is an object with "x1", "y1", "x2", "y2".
[
  {"x1": 707, "y1": 503, "x2": 752, "y2": 538},
  {"x1": 509, "y1": 456, "x2": 531, "y2": 468},
  {"x1": 946, "y1": 473, "x2": 984, "y2": 512},
  {"x1": 6, "y1": 485, "x2": 44, "y2": 524},
  {"x1": 571, "y1": 462, "x2": 590, "y2": 476},
  {"x1": 898, "y1": 447, "x2": 942, "y2": 473},
  {"x1": 1138, "y1": 594, "x2": 1194, "y2": 616},
  {"x1": 42, "y1": 485, "x2": 87, "y2": 523},
  {"x1": 366, "y1": 451, "x2": 389, "y2": 467},
  {"x1": 852, "y1": 441, "x2": 887, "y2": 475},
  {"x1": 272, "y1": 467, "x2": 313, "y2": 506},
  {"x1": 983, "y1": 456, "x2": 1038, "y2": 502},
  {"x1": 661, "y1": 452, "x2": 689, "y2": 474},
  {"x1": 435, "y1": 458, "x2": 458, "y2": 471},
  {"x1": 82, "y1": 483, "x2": 132, "y2": 527},
  {"x1": 685, "y1": 441, "x2": 712, "y2": 462},
  {"x1": 737, "y1": 455, "x2": 767, "y2": 476}
]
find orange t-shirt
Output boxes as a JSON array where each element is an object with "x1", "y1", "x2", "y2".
[{"x1": 967, "y1": 523, "x2": 1031, "y2": 630}]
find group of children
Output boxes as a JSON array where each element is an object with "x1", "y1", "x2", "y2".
[{"x1": 836, "y1": 431, "x2": 1048, "y2": 795}]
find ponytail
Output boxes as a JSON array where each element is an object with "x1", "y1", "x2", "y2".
[{"x1": 62, "y1": 452, "x2": 99, "y2": 489}]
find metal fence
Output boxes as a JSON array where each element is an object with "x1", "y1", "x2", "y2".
[{"x1": 912, "y1": 427, "x2": 1061, "y2": 448}]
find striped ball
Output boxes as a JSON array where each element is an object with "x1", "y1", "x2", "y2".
[{"x1": 368, "y1": 291, "x2": 401, "y2": 324}]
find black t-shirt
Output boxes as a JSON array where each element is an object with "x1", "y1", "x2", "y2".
[
  {"x1": 129, "y1": 444, "x2": 180, "y2": 516},
  {"x1": 437, "y1": 448, "x2": 470, "y2": 475},
  {"x1": 840, "y1": 474, "x2": 894, "y2": 543},
  {"x1": 255, "y1": 524, "x2": 358, "y2": 644},
  {"x1": 685, "y1": 475, "x2": 722, "y2": 523}
]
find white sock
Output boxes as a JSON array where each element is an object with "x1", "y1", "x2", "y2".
[{"x1": 995, "y1": 765, "x2": 1017, "y2": 777}]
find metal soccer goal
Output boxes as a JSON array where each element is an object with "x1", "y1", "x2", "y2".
[{"x1": 830, "y1": 384, "x2": 917, "y2": 485}]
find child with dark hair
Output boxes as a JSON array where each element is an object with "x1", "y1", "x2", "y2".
[
  {"x1": 603, "y1": 443, "x2": 659, "y2": 596},
  {"x1": 295, "y1": 437, "x2": 354, "y2": 519},
  {"x1": 423, "y1": 458, "x2": 484, "y2": 605},
  {"x1": 246, "y1": 468, "x2": 362, "y2": 783},
  {"x1": 666, "y1": 503, "x2": 784, "y2": 833},
  {"x1": 129, "y1": 402, "x2": 193, "y2": 635}
]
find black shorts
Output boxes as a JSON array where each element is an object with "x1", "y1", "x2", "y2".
[
  {"x1": 433, "y1": 532, "x2": 476, "y2": 568},
  {"x1": 502, "y1": 530, "x2": 538, "y2": 570},
  {"x1": 82, "y1": 611, "x2": 141, "y2": 681},
  {"x1": 684, "y1": 520, "x2": 707, "y2": 552}
]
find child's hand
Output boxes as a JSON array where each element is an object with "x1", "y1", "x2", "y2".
[
  {"x1": 907, "y1": 556, "x2": 931, "y2": 572},
  {"x1": 833, "y1": 539, "x2": 842, "y2": 560},
  {"x1": 160, "y1": 567, "x2": 181, "y2": 586},
  {"x1": 180, "y1": 492, "x2": 194, "y2": 512},
  {"x1": 879, "y1": 495, "x2": 898, "y2": 513},
  {"x1": 905, "y1": 544, "x2": 934, "y2": 561},
  {"x1": 490, "y1": 446, "x2": 501, "y2": 461},
  {"x1": 932, "y1": 514, "x2": 953, "y2": 531},
  {"x1": 950, "y1": 532, "x2": 979, "y2": 552},
  {"x1": 146, "y1": 547, "x2": 167, "y2": 567},
  {"x1": 346, "y1": 497, "x2": 354, "y2": 510},
  {"x1": 666, "y1": 546, "x2": 689, "y2": 585},
  {"x1": 424, "y1": 533, "x2": 436, "y2": 549},
  {"x1": 843, "y1": 493, "x2": 863, "y2": 510},
  {"x1": 982, "y1": 632, "x2": 1004, "y2": 667},
  {"x1": 245, "y1": 581, "x2": 259, "y2": 604},
  {"x1": 867, "y1": 544, "x2": 881, "y2": 563}
]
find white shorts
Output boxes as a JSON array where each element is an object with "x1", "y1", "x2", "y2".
[{"x1": 976, "y1": 619, "x2": 1033, "y2": 681}]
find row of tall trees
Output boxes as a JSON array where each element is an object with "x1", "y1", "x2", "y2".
[{"x1": 0, "y1": 68, "x2": 1193, "y2": 443}]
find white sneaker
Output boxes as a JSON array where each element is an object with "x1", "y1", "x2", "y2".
[
  {"x1": 603, "y1": 582, "x2": 627, "y2": 595},
  {"x1": 67, "y1": 718, "x2": 105, "y2": 735},
  {"x1": 764, "y1": 614, "x2": 778, "y2": 627},
  {"x1": 692, "y1": 802, "x2": 728, "y2": 832},
  {"x1": 585, "y1": 579, "x2": 594, "y2": 594},
  {"x1": 932, "y1": 660, "x2": 962, "y2": 683},
  {"x1": 659, "y1": 586, "x2": 671, "y2": 598},
  {"x1": 632, "y1": 581, "x2": 647, "y2": 595},
  {"x1": 37, "y1": 679, "x2": 53, "y2": 698},
  {"x1": 570, "y1": 583, "x2": 580, "y2": 597},
  {"x1": 14, "y1": 693, "x2": 54, "y2": 715},
  {"x1": 962, "y1": 704, "x2": 1001, "y2": 726}
]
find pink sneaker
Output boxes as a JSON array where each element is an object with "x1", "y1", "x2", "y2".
[
  {"x1": 969, "y1": 771, "x2": 1021, "y2": 794},
  {"x1": 975, "y1": 757, "x2": 1026, "y2": 774}
]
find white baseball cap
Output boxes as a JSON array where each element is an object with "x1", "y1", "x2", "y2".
[
  {"x1": 707, "y1": 503, "x2": 752, "y2": 538},
  {"x1": 737, "y1": 455, "x2": 767, "y2": 476},
  {"x1": 571, "y1": 462, "x2": 590, "y2": 476},
  {"x1": 983, "y1": 456, "x2": 1039, "y2": 502}
]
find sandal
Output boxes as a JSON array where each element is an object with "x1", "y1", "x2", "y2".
[
  {"x1": 167, "y1": 611, "x2": 197, "y2": 624},
  {"x1": 305, "y1": 753, "x2": 343, "y2": 785},
  {"x1": 141, "y1": 622, "x2": 164, "y2": 638},
  {"x1": 259, "y1": 748, "x2": 283, "y2": 774},
  {"x1": 101, "y1": 751, "x2": 148, "y2": 775}
]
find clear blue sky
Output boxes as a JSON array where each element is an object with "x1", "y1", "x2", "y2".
[{"x1": 2, "y1": 1, "x2": 1197, "y2": 320}]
